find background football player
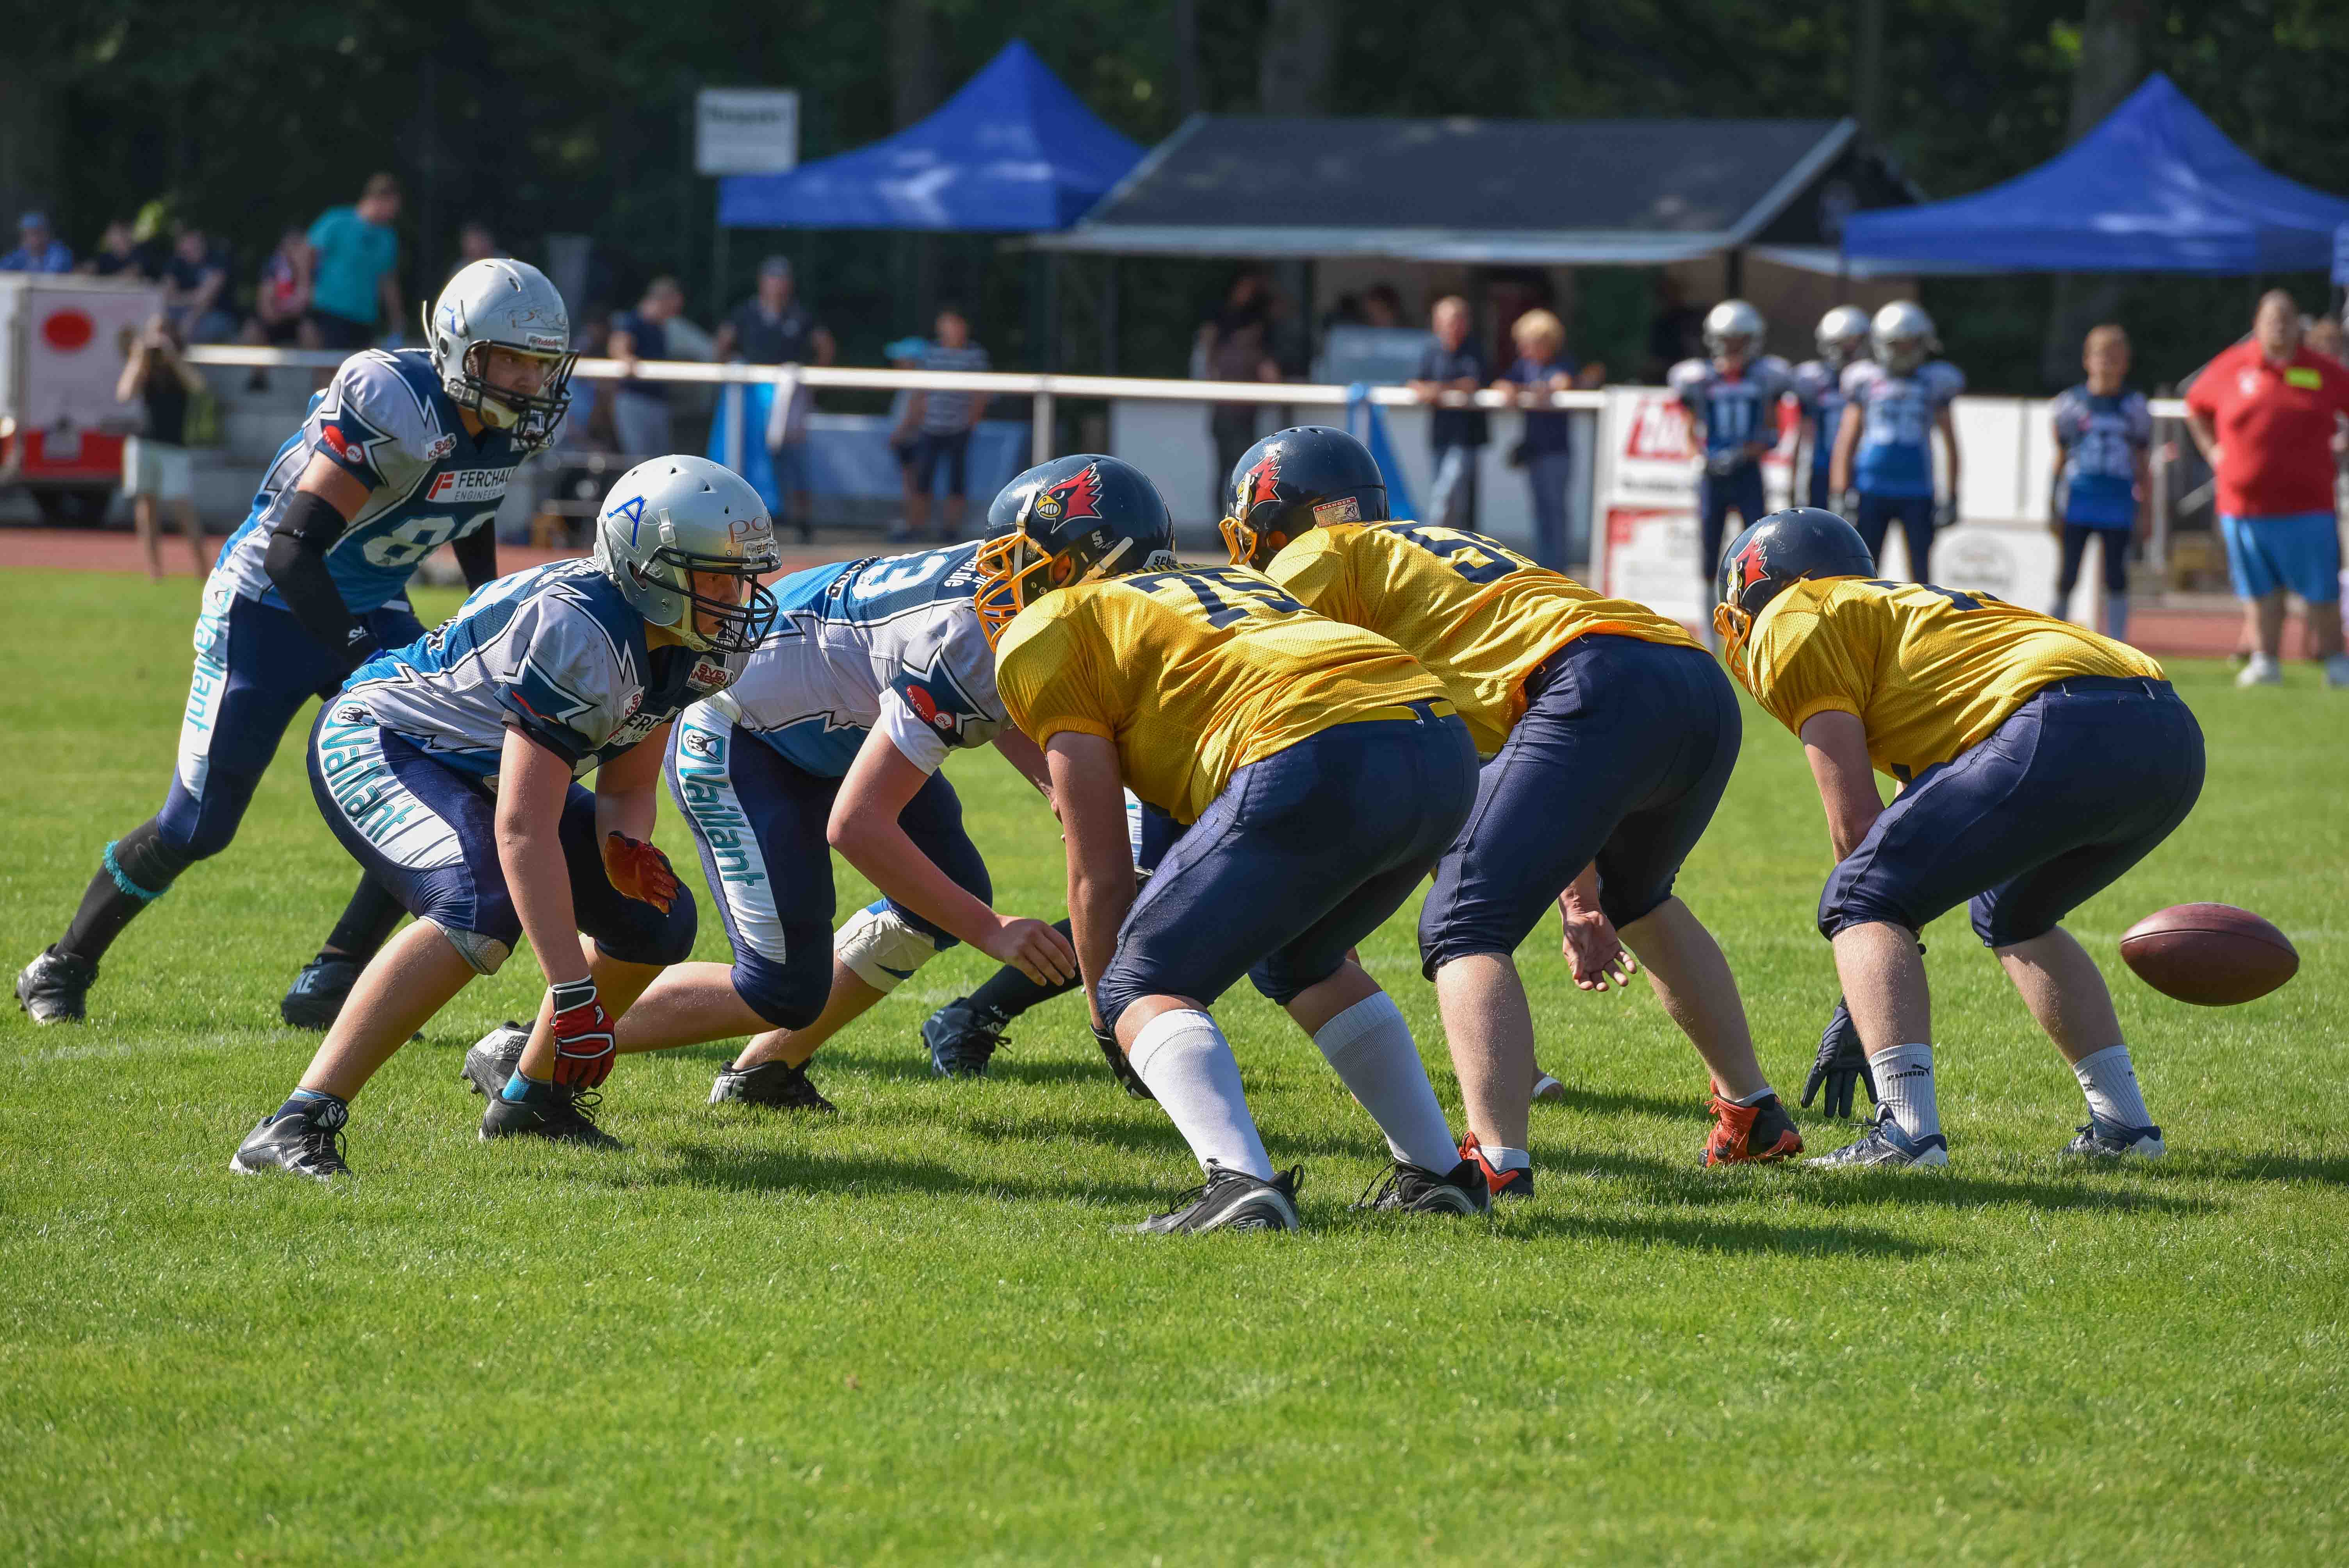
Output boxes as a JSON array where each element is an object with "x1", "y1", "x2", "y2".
[
  {"x1": 984, "y1": 454, "x2": 1489, "y2": 1232},
  {"x1": 1226, "y1": 426, "x2": 1800, "y2": 1195},
  {"x1": 2048, "y1": 324, "x2": 2152, "y2": 641},
  {"x1": 229, "y1": 457, "x2": 773, "y2": 1180},
  {"x1": 1668, "y1": 299, "x2": 1793, "y2": 614},
  {"x1": 1715, "y1": 508, "x2": 2203, "y2": 1168},
  {"x1": 1790, "y1": 305, "x2": 1871, "y2": 511},
  {"x1": 16, "y1": 259, "x2": 574, "y2": 1030},
  {"x1": 1831, "y1": 301, "x2": 1965, "y2": 582}
]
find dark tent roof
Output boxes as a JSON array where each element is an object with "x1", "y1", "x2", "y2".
[
  {"x1": 1842, "y1": 75, "x2": 2349, "y2": 274},
  {"x1": 1035, "y1": 114, "x2": 1863, "y2": 264},
  {"x1": 719, "y1": 40, "x2": 1144, "y2": 232}
]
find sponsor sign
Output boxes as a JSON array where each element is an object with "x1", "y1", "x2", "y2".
[
  {"x1": 695, "y1": 89, "x2": 800, "y2": 176},
  {"x1": 426, "y1": 469, "x2": 512, "y2": 504}
]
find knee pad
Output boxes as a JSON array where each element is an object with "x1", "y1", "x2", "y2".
[
  {"x1": 433, "y1": 922, "x2": 513, "y2": 976},
  {"x1": 834, "y1": 900, "x2": 940, "y2": 994},
  {"x1": 109, "y1": 819, "x2": 194, "y2": 900},
  {"x1": 731, "y1": 927, "x2": 832, "y2": 1030}
]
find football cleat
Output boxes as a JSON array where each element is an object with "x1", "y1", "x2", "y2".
[
  {"x1": 1702, "y1": 1093, "x2": 1805, "y2": 1165},
  {"x1": 709, "y1": 1057, "x2": 837, "y2": 1112},
  {"x1": 1531, "y1": 1069, "x2": 1565, "y2": 1103},
  {"x1": 280, "y1": 955, "x2": 367, "y2": 1030},
  {"x1": 461, "y1": 1021, "x2": 533, "y2": 1099},
  {"x1": 2062, "y1": 1118, "x2": 2166, "y2": 1160},
  {"x1": 921, "y1": 997, "x2": 1011, "y2": 1078},
  {"x1": 1354, "y1": 1156, "x2": 1492, "y2": 1215},
  {"x1": 1132, "y1": 1163, "x2": 1302, "y2": 1234},
  {"x1": 479, "y1": 1085, "x2": 623, "y2": 1150},
  {"x1": 1457, "y1": 1131, "x2": 1533, "y2": 1201},
  {"x1": 1806, "y1": 1107, "x2": 1948, "y2": 1169},
  {"x1": 229, "y1": 1108, "x2": 352, "y2": 1181},
  {"x1": 16, "y1": 948, "x2": 95, "y2": 1025},
  {"x1": 2235, "y1": 654, "x2": 2282, "y2": 688}
]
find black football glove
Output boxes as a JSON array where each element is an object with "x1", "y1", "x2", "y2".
[
  {"x1": 1093, "y1": 1022, "x2": 1154, "y2": 1101},
  {"x1": 1800, "y1": 996, "x2": 1873, "y2": 1119}
]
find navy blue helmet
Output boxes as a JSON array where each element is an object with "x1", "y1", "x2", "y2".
[
  {"x1": 1714, "y1": 506, "x2": 1875, "y2": 668},
  {"x1": 975, "y1": 454, "x2": 1176, "y2": 646},
  {"x1": 1219, "y1": 425, "x2": 1390, "y2": 569}
]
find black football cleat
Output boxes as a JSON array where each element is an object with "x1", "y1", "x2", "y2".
[
  {"x1": 16, "y1": 948, "x2": 95, "y2": 1025},
  {"x1": 1132, "y1": 1163, "x2": 1303, "y2": 1234},
  {"x1": 280, "y1": 955, "x2": 367, "y2": 1030},
  {"x1": 921, "y1": 997, "x2": 1011, "y2": 1078},
  {"x1": 1354, "y1": 1156, "x2": 1492, "y2": 1215},
  {"x1": 1457, "y1": 1131, "x2": 1533, "y2": 1200},
  {"x1": 461, "y1": 1021, "x2": 533, "y2": 1099},
  {"x1": 479, "y1": 1086, "x2": 623, "y2": 1150},
  {"x1": 230, "y1": 1107, "x2": 352, "y2": 1182},
  {"x1": 2062, "y1": 1118, "x2": 2166, "y2": 1160},
  {"x1": 708, "y1": 1058, "x2": 837, "y2": 1112}
]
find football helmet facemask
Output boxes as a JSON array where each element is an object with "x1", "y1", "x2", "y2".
[
  {"x1": 422, "y1": 259, "x2": 576, "y2": 452},
  {"x1": 593, "y1": 455, "x2": 780, "y2": 654},
  {"x1": 973, "y1": 455, "x2": 1177, "y2": 647},
  {"x1": 1219, "y1": 425, "x2": 1390, "y2": 570}
]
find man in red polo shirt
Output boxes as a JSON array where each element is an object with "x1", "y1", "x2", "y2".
[{"x1": 2185, "y1": 290, "x2": 2349, "y2": 688}]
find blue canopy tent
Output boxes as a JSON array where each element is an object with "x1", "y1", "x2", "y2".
[{"x1": 1842, "y1": 74, "x2": 2349, "y2": 275}]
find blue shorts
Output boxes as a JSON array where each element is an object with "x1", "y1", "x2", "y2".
[
  {"x1": 1854, "y1": 493, "x2": 1936, "y2": 582},
  {"x1": 307, "y1": 707, "x2": 697, "y2": 975},
  {"x1": 1819, "y1": 678, "x2": 2203, "y2": 948},
  {"x1": 1420, "y1": 636, "x2": 1739, "y2": 972},
  {"x1": 162, "y1": 590, "x2": 424, "y2": 860},
  {"x1": 1698, "y1": 464, "x2": 1767, "y2": 578},
  {"x1": 2220, "y1": 510, "x2": 2341, "y2": 603},
  {"x1": 1096, "y1": 704, "x2": 1479, "y2": 1030},
  {"x1": 665, "y1": 708, "x2": 990, "y2": 1028}
]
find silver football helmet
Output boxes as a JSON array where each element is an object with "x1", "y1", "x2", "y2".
[
  {"x1": 592, "y1": 455, "x2": 780, "y2": 654},
  {"x1": 1703, "y1": 299, "x2": 1766, "y2": 362},
  {"x1": 1871, "y1": 301, "x2": 1939, "y2": 376},
  {"x1": 1816, "y1": 305, "x2": 1871, "y2": 369},
  {"x1": 421, "y1": 259, "x2": 575, "y2": 452}
]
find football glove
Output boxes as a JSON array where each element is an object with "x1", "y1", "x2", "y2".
[
  {"x1": 602, "y1": 832, "x2": 678, "y2": 913},
  {"x1": 548, "y1": 978, "x2": 617, "y2": 1089},
  {"x1": 1799, "y1": 996, "x2": 1873, "y2": 1119},
  {"x1": 1093, "y1": 1022, "x2": 1155, "y2": 1101},
  {"x1": 1934, "y1": 497, "x2": 1958, "y2": 530}
]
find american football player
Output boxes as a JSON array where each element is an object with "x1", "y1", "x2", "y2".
[
  {"x1": 1668, "y1": 299, "x2": 1793, "y2": 600},
  {"x1": 228, "y1": 457, "x2": 773, "y2": 1180},
  {"x1": 1715, "y1": 508, "x2": 2203, "y2": 1167},
  {"x1": 1790, "y1": 305, "x2": 1870, "y2": 511},
  {"x1": 984, "y1": 454, "x2": 1489, "y2": 1232},
  {"x1": 17, "y1": 259, "x2": 574, "y2": 1030},
  {"x1": 1830, "y1": 301, "x2": 1964, "y2": 581},
  {"x1": 1226, "y1": 426, "x2": 1799, "y2": 1192}
]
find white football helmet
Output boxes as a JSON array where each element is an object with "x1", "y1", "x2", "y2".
[
  {"x1": 421, "y1": 259, "x2": 575, "y2": 452},
  {"x1": 1816, "y1": 305, "x2": 1871, "y2": 369},
  {"x1": 592, "y1": 456, "x2": 780, "y2": 654},
  {"x1": 1703, "y1": 299, "x2": 1766, "y2": 362},
  {"x1": 1871, "y1": 301, "x2": 1939, "y2": 376}
]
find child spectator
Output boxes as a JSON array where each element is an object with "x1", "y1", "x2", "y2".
[
  {"x1": 903, "y1": 305, "x2": 990, "y2": 542},
  {"x1": 2048, "y1": 324, "x2": 2151, "y2": 641}
]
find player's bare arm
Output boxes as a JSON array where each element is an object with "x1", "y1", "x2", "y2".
[
  {"x1": 495, "y1": 727, "x2": 595, "y2": 996},
  {"x1": 1044, "y1": 732, "x2": 1139, "y2": 1032},
  {"x1": 1799, "y1": 710, "x2": 1882, "y2": 859},
  {"x1": 1829, "y1": 400, "x2": 1863, "y2": 496}
]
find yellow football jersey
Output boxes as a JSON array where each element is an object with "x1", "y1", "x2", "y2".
[
  {"x1": 1736, "y1": 576, "x2": 2165, "y2": 780},
  {"x1": 993, "y1": 563, "x2": 1445, "y2": 824},
  {"x1": 1265, "y1": 520, "x2": 1697, "y2": 755}
]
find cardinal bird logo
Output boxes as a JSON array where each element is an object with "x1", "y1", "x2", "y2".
[
  {"x1": 1241, "y1": 453, "x2": 1282, "y2": 513},
  {"x1": 1734, "y1": 541, "x2": 1771, "y2": 596},
  {"x1": 1032, "y1": 463, "x2": 1105, "y2": 527}
]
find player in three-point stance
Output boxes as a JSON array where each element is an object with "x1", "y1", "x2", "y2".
[
  {"x1": 16, "y1": 259, "x2": 575, "y2": 1030},
  {"x1": 230, "y1": 457, "x2": 775, "y2": 1180},
  {"x1": 1225, "y1": 426, "x2": 1799, "y2": 1195},
  {"x1": 1669, "y1": 299, "x2": 1793, "y2": 608},
  {"x1": 982, "y1": 454, "x2": 1490, "y2": 1232},
  {"x1": 458, "y1": 531, "x2": 1077, "y2": 1112},
  {"x1": 1715, "y1": 507, "x2": 2203, "y2": 1168}
]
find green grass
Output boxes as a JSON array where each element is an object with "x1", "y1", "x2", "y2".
[{"x1": 2, "y1": 568, "x2": 2345, "y2": 1565}]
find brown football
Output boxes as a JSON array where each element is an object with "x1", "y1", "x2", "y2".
[{"x1": 2119, "y1": 904, "x2": 2298, "y2": 1006}]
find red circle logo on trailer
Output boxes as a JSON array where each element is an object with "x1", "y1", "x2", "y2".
[{"x1": 41, "y1": 310, "x2": 95, "y2": 352}]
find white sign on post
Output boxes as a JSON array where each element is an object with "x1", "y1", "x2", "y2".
[{"x1": 695, "y1": 89, "x2": 800, "y2": 177}]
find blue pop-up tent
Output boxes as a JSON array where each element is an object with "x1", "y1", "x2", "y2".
[
  {"x1": 720, "y1": 40, "x2": 1144, "y2": 232},
  {"x1": 1843, "y1": 74, "x2": 2349, "y2": 274}
]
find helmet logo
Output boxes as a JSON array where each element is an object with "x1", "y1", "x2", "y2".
[
  {"x1": 1312, "y1": 495, "x2": 1361, "y2": 525},
  {"x1": 1031, "y1": 462, "x2": 1103, "y2": 526},
  {"x1": 613, "y1": 495, "x2": 648, "y2": 545},
  {"x1": 1735, "y1": 540, "x2": 1771, "y2": 595},
  {"x1": 1244, "y1": 452, "x2": 1281, "y2": 512}
]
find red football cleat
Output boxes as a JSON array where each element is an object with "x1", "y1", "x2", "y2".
[
  {"x1": 1703, "y1": 1093, "x2": 1804, "y2": 1165},
  {"x1": 1458, "y1": 1130, "x2": 1533, "y2": 1200}
]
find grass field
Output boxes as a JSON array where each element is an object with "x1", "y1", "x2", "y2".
[{"x1": 2, "y1": 567, "x2": 2344, "y2": 1565}]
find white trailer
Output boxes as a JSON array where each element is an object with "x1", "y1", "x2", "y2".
[{"x1": 0, "y1": 272, "x2": 165, "y2": 522}]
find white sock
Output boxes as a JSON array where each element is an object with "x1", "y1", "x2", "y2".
[
  {"x1": 1871, "y1": 1044, "x2": 1941, "y2": 1140},
  {"x1": 1312, "y1": 991, "x2": 1460, "y2": 1172},
  {"x1": 2072, "y1": 1044, "x2": 2152, "y2": 1129},
  {"x1": 1128, "y1": 1009, "x2": 1274, "y2": 1180},
  {"x1": 1731, "y1": 1085, "x2": 1778, "y2": 1107},
  {"x1": 1480, "y1": 1144, "x2": 1532, "y2": 1172}
]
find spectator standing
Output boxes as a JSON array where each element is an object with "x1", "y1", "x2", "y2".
[
  {"x1": 1493, "y1": 308, "x2": 1580, "y2": 568},
  {"x1": 1832, "y1": 301, "x2": 1964, "y2": 583},
  {"x1": 2, "y1": 212, "x2": 73, "y2": 272},
  {"x1": 2183, "y1": 289, "x2": 2349, "y2": 688},
  {"x1": 607, "y1": 276, "x2": 686, "y2": 457},
  {"x1": 163, "y1": 227, "x2": 235, "y2": 343},
  {"x1": 2048, "y1": 324, "x2": 2151, "y2": 642},
  {"x1": 1199, "y1": 275, "x2": 1281, "y2": 519},
  {"x1": 716, "y1": 256, "x2": 837, "y2": 542},
  {"x1": 1409, "y1": 295, "x2": 1490, "y2": 529},
  {"x1": 242, "y1": 228, "x2": 310, "y2": 346},
  {"x1": 902, "y1": 305, "x2": 990, "y2": 542},
  {"x1": 300, "y1": 174, "x2": 402, "y2": 351},
  {"x1": 885, "y1": 335, "x2": 929, "y2": 543},
  {"x1": 116, "y1": 314, "x2": 209, "y2": 582}
]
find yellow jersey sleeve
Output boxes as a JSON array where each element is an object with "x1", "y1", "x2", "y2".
[
  {"x1": 1742, "y1": 577, "x2": 2165, "y2": 780},
  {"x1": 1267, "y1": 520, "x2": 1697, "y2": 756},
  {"x1": 994, "y1": 564, "x2": 1443, "y2": 824}
]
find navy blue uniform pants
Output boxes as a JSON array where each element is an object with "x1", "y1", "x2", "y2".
[
  {"x1": 1698, "y1": 463, "x2": 1768, "y2": 583},
  {"x1": 1854, "y1": 494, "x2": 1936, "y2": 583}
]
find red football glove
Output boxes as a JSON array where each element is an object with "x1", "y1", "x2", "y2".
[
  {"x1": 603, "y1": 831, "x2": 678, "y2": 913},
  {"x1": 548, "y1": 979, "x2": 617, "y2": 1089}
]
